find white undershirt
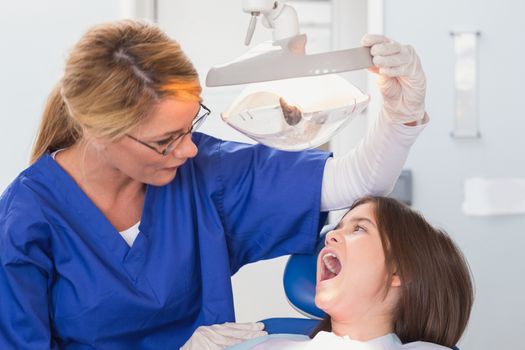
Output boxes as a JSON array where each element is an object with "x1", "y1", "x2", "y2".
[{"x1": 118, "y1": 221, "x2": 141, "y2": 247}]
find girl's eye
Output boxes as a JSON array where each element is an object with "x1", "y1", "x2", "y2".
[{"x1": 353, "y1": 225, "x2": 366, "y2": 233}]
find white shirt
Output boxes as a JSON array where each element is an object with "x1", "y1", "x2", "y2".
[
  {"x1": 251, "y1": 332, "x2": 449, "y2": 350},
  {"x1": 119, "y1": 221, "x2": 140, "y2": 246}
]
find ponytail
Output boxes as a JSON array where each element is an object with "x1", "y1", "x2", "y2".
[{"x1": 30, "y1": 83, "x2": 82, "y2": 163}]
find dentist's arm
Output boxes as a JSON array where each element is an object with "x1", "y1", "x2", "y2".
[{"x1": 321, "y1": 35, "x2": 428, "y2": 211}]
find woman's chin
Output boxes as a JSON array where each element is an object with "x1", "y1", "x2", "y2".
[{"x1": 146, "y1": 170, "x2": 178, "y2": 186}]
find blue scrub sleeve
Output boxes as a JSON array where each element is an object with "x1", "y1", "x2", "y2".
[
  {"x1": 0, "y1": 186, "x2": 57, "y2": 349},
  {"x1": 200, "y1": 135, "x2": 330, "y2": 273}
]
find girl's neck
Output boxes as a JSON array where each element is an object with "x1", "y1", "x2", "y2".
[{"x1": 330, "y1": 310, "x2": 393, "y2": 342}]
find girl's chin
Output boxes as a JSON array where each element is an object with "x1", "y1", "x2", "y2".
[{"x1": 314, "y1": 292, "x2": 337, "y2": 314}]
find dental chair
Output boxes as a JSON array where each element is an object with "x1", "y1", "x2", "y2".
[{"x1": 260, "y1": 225, "x2": 460, "y2": 350}]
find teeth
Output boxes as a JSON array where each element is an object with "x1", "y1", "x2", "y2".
[{"x1": 322, "y1": 253, "x2": 339, "y2": 274}]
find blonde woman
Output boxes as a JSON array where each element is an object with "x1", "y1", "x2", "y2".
[{"x1": 0, "y1": 20, "x2": 428, "y2": 349}]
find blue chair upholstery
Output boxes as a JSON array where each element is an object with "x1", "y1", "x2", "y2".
[
  {"x1": 260, "y1": 317, "x2": 318, "y2": 335},
  {"x1": 260, "y1": 225, "x2": 460, "y2": 350}
]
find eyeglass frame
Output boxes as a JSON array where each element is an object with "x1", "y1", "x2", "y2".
[{"x1": 126, "y1": 103, "x2": 210, "y2": 156}]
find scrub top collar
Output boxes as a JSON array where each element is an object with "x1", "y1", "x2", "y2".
[{"x1": 36, "y1": 153, "x2": 155, "y2": 279}]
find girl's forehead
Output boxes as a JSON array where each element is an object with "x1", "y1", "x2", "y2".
[{"x1": 341, "y1": 202, "x2": 375, "y2": 223}]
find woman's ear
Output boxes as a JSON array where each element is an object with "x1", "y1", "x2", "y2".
[
  {"x1": 83, "y1": 129, "x2": 109, "y2": 152},
  {"x1": 391, "y1": 272, "x2": 402, "y2": 288}
]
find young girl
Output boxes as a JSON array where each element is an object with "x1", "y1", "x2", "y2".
[{"x1": 229, "y1": 196, "x2": 473, "y2": 349}]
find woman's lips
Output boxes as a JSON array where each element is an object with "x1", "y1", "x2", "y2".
[{"x1": 164, "y1": 160, "x2": 186, "y2": 170}]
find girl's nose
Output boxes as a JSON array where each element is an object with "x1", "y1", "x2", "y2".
[{"x1": 325, "y1": 230, "x2": 340, "y2": 246}]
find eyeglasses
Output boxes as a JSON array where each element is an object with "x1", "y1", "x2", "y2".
[{"x1": 126, "y1": 104, "x2": 210, "y2": 156}]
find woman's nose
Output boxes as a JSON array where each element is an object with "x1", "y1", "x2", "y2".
[
  {"x1": 325, "y1": 230, "x2": 340, "y2": 246},
  {"x1": 174, "y1": 134, "x2": 198, "y2": 159}
]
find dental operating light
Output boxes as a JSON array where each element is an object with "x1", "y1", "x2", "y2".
[
  {"x1": 205, "y1": 0, "x2": 373, "y2": 87},
  {"x1": 206, "y1": 0, "x2": 372, "y2": 151}
]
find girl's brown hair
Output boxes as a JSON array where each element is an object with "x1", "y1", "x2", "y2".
[
  {"x1": 311, "y1": 196, "x2": 474, "y2": 348},
  {"x1": 31, "y1": 20, "x2": 201, "y2": 163}
]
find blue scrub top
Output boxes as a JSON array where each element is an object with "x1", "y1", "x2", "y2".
[{"x1": 0, "y1": 133, "x2": 330, "y2": 349}]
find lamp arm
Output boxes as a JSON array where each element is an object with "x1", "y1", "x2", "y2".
[{"x1": 243, "y1": 0, "x2": 300, "y2": 45}]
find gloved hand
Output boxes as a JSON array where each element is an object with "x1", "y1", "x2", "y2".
[
  {"x1": 361, "y1": 34, "x2": 427, "y2": 124},
  {"x1": 180, "y1": 322, "x2": 267, "y2": 350}
]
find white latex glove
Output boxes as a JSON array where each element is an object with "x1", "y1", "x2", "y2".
[
  {"x1": 180, "y1": 322, "x2": 267, "y2": 350},
  {"x1": 361, "y1": 34, "x2": 427, "y2": 124}
]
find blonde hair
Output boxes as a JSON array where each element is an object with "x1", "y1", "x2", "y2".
[{"x1": 31, "y1": 20, "x2": 201, "y2": 163}]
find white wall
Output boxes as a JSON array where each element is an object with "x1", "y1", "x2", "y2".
[
  {"x1": 379, "y1": 1, "x2": 525, "y2": 349},
  {"x1": 0, "y1": 0, "x2": 128, "y2": 191}
]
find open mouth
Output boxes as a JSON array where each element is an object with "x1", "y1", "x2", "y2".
[{"x1": 320, "y1": 252, "x2": 342, "y2": 281}]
